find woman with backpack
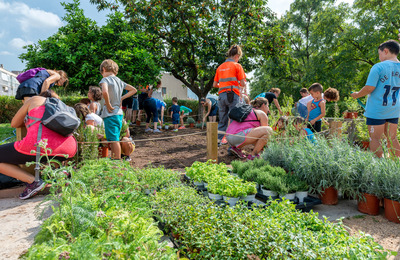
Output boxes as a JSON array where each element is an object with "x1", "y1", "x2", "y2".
[
  {"x1": 15, "y1": 68, "x2": 68, "y2": 101},
  {"x1": 0, "y1": 94, "x2": 77, "y2": 199},
  {"x1": 226, "y1": 97, "x2": 272, "y2": 160}
]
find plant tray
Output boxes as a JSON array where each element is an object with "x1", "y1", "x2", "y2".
[{"x1": 256, "y1": 193, "x2": 322, "y2": 212}]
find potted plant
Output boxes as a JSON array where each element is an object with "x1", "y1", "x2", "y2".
[
  {"x1": 220, "y1": 180, "x2": 246, "y2": 206},
  {"x1": 343, "y1": 97, "x2": 360, "y2": 119},
  {"x1": 240, "y1": 182, "x2": 257, "y2": 202},
  {"x1": 355, "y1": 121, "x2": 370, "y2": 149},
  {"x1": 164, "y1": 123, "x2": 171, "y2": 130},
  {"x1": 257, "y1": 172, "x2": 279, "y2": 198},
  {"x1": 356, "y1": 163, "x2": 380, "y2": 215},
  {"x1": 186, "y1": 117, "x2": 196, "y2": 128},
  {"x1": 207, "y1": 181, "x2": 223, "y2": 200},
  {"x1": 295, "y1": 180, "x2": 309, "y2": 203}
]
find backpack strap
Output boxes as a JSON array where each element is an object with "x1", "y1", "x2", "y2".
[
  {"x1": 25, "y1": 115, "x2": 41, "y2": 129},
  {"x1": 34, "y1": 123, "x2": 43, "y2": 182}
]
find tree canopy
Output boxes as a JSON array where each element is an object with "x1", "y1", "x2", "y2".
[
  {"x1": 89, "y1": 0, "x2": 285, "y2": 99},
  {"x1": 20, "y1": 0, "x2": 161, "y2": 93}
]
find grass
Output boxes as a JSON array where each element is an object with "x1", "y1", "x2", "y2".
[{"x1": 0, "y1": 123, "x2": 15, "y2": 145}]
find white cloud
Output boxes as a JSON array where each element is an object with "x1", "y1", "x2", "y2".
[
  {"x1": 0, "y1": 51, "x2": 13, "y2": 55},
  {"x1": 9, "y1": 38, "x2": 33, "y2": 49},
  {"x1": 0, "y1": 1, "x2": 62, "y2": 32}
]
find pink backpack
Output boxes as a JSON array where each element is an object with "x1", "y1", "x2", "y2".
[{"x1": 16, "y1": 68, "x2": 46, "y2": 83}]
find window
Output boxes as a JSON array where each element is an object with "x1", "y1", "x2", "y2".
[
  {"x1": 1, "y1": 72, "x2": 9, "y2": 81},
  {"x1": 162, "y1": 87, "x2": 167, "y2": 95}
]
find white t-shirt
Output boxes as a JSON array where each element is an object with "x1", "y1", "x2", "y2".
[
  {"x1": 298, "y1": 95, "x2": 313, "y2": 106},
  {"x1": 86, "y1": 113, "x2": 103, "y2": 127}
]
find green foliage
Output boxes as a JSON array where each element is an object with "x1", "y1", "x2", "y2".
[
  {"x1": 25, "y1": 160, "x2": 177, "y2": 259},
  {"x1": 186, "y1": 117, "x2": 196, "y2": 124},
  {"x1": 0, "y1": 123, "x2": 15, "y2": 145},
  {"x1": 19, "y1": 0, "x2": 161, "y2": 93},
  {"x1": 0, "y1": 96, "x2": 23, "y2": 123},
  {"x1": 73, "y1": 124, "x2": 100, "y2": 164},
  {"x1": 90, "y1": 0, "x2": 284, "y2": 100}
]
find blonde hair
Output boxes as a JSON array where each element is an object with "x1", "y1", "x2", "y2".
[
  {"x1": 269, "y1": 88, "x2": 281, "y2": 95},
  {"x1": 227, "y1": 45, "x2": 242, "y2": 59},
  {"x1": 100, "y1": 59, "x2": 119, "y2": 75},
  {"x1": 250, "y1": 97, "x2": 269, "y2": 108}
]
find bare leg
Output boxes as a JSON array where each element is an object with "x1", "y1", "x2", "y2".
[
  {"x1": 132, "y1": 110, "x2": 137, "y2": 123},
  {"x1": 110, "y1": 142, "x2": 122, "y2": 159},
  {"x1": 0, "y1": 163, "x2": 35, "y2": 183},
  {"x1": 209, "y1": 116, "x2": 217, "y2": 122},
  {"x1": 153, "y1": 122, "x2": 158, "y2": 130},
  {"x1": 137, "y1": 110, "x2": 142, "y2": 122},
  {"x1": 125, "y1": 108, "x2": 132, "y2": 122},
  {"x1": 368, "y1": 124, "x2": 385, "y2": 158},
  {"x1": 383, "y1": 123, "x2": 400, "y2": 157},
  {"x1": 120, "y1": 137, "x2": 133, "y2": 156},
  {"x1": 238, "y1": 126, "x2": 272, "y2": 155}
]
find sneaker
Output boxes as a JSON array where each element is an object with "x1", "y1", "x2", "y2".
[
  {"x1": 157, "y1": 125, "x2": 162, "y2": 129},
  {"x1": 19, "y1": 179, "x2": 46, "y2": 200},
  {"x1": 124, "y1": 156, "x2": 132, "y2": 162},
  {"x1": 230, "y1": 146, "x2": 246, "y2": 159},
  {"x1": 178, "y1": 126, "x2": 186, "y2": 129},
  {"x1": 153, "y1": 129, "x2": 162, "y2": 133},
  {"x1": 247, "y1": 154, "x2": 256, "y2": 161},
  {"x1": 221, "y1": 136, "x2": 228, "y2": 145},
  {"x1": 172, "y1": 129, "x2": 178, "y2": 132},
  {"x1": 145, "y1": 128, "x2": 153, "y2": 133}
]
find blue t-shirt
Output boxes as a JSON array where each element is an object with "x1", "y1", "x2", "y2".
[
  {"x1": 364, "y1": 60, "x2": 400, "y2": 119},
  {"x1": 308, "y1": 99, "x2": 323, "y2": 121},
  {"x1": 154, "y1": 98, "x2": 166, "y2": 110},
  {"x1": 254, "y1": 92, "x2": 276, "y2": 104},
  {"x1": 171, "y1": 104, "x2": 180, "y2": 115}
]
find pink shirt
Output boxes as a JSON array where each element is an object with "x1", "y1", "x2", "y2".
[
  {"x1": 14, "y1": 106, "x2": 77, "y2": 157},
  {"x1": 226, "y1": 109, "x2": 260, "y2": 135}
]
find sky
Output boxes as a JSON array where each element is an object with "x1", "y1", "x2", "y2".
[{"x1": 0, "y1": 0, "x2": 354, "y2": 72}]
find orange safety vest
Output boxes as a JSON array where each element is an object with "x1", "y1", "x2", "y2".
[{"x1": 214, "y1": 59, "x2": 246, "y2": 96}]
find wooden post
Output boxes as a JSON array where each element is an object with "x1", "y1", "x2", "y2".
[
  {"x1": 16, "y1": 126, "x2": 35, "y2": 175},
  {"x1": 329, "y1": 121, "x2": 342, "y2": 138},
  {"x1": 206, "y1": 122, "x2": 218, "y2": 163}
]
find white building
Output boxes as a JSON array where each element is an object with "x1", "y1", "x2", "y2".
[
  {"x1": 160, "y1": 72, "x2": 198, "y2": 100},
  {"x1": 0, "y1": 65, "x2": 18, "y2": 96}
]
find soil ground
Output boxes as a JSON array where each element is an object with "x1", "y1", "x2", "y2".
[{"x1": 0, "y1": 125, "x2": 399, "y2": 258}]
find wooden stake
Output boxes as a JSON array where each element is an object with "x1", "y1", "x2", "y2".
[
  {"x1": 329, "y1": 121, "x2": 342, "y2": 138},
  {"x1": 16, "y1": 126, "x2": 27, "y2": 141},
  {"x1": 207, "y1": 122, "x2": 218, "y2": 163}
]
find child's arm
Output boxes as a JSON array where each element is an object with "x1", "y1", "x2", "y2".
[
  {"x1": 351, "y1": 86, "x2": 375, "y2": 99},
  {"x1": 310, "y1": 100, "x2": 326, "y2": 125},
  {"x1": 100, "y1": 82, "x2": 114, "y2": 113},
  {"x1": 41, "y1": 70, "x2": 61, "y2": 93},
  {"x1": 121, "y1": 85, "x2": 137, "y2": 103},
  {"x1": 88, "y1": 102, "x2": 97, "y2": 114},
  {"x1": 273, "y1": 98, "x2": 283, "y2": 115},
  {"x1": 306, "y1": 100, "x2": 312, "y2": 122}
]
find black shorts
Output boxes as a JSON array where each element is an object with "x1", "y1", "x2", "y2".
[
  {"x1": 122, "y1": 96, "x2": 133, "y2": 109},
  {"x1": 366, "y1": 117, "x2": 399, "y2": 126},
  {"x1": 307, "y1": 120, "x2": 321, "y2": 133},
  {"x1": 0, "y1": 142, "x2": 67, "y2": 165}
]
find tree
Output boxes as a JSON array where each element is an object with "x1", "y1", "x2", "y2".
[
  {"x1": 89, "y1": 0, "x2": 285, "y2": 101},
  {"x1": 20, "y1": 0, "x2": 161, "y2": 93}
]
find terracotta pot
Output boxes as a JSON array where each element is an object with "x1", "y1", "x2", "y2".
[
  {"x1": 136, "y1": 120, "x2": 141, "y2": 126},
  {"x1": 344, "y1": 112, "x2": 358, "y2": 119},
  {"x1": 319, "y1": 186, "x2": 338, "y2": 205},
  {"x1": 357, "y1": 193, "x2": 380, "y2": 215},
  {"x1": 384, "y1": 198, "x2": 400, "y2": 223},
  {"x1": 189, "y1": 123, "x2": 195, "y2": 128},
  {"x1": 361, "y1": 141, "x2": 369, "y2": 150},
  {"x1": 98, "y1": 146, "x2": 108, "y2": 158}
]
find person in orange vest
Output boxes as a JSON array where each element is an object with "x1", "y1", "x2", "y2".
[{"x1": 213, "y1": 45, "x2": 246, "y2": 144}]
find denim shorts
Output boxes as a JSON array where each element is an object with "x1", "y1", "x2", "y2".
[
  {"x1": 366, "y1": 117, "x2": 399, "y2": 126},
  {"x1": 209, "y1": 105, "x2": 218, "y2": 116},
  {"x1": 103, "y1": 115, "x2": 123, "y2": 141},
  {"x1": 132, "y1": 97, "x2": 139, "y2": 111},
  {"x1": 226, "y1": 128, "x2": 252, "y2": 147}
]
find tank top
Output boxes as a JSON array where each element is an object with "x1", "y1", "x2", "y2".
[
  {"x1": 90, "y1": 101, "x2": 101, "y2": 115},
  {"x1": 209, "y1": 98, "x2": 217, "y2": 110},
  {"x1": 308, "y1": 99, "x2": 323, "y2": 121},
  {"x1": 226, "y1": 109, "x2": 260, "y2": 135},
  {"x1": 14, "y1": 106, "x2": 77, "y2": 157}
]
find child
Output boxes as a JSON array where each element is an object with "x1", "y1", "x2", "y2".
[
  {"x1": 306, "y1": 83, "x2": 326, "y2": 132},
  {"x1": 297, "y1": 88, "x2": 312, "y2": 118},
  {"x1": 170, "y1": 97, "x2": 180, "y2": 132},
  {"x1": 254, "y1": 88, "x2": 283, "y2": 115},
  {"x1": 273, "y1": 116, "x2": 288, "y2": 134},
  {"x1": 351, "y1": 40, "x2": 400, "y2": 157},
  {"x1": 201, "y1": 97, "x2": 218, "y2": 123},
  {"x1": 293, "y1": 117, "x2": 317, "y2": 144},
  {"x1": 323, "y1": 87, "x2": 340, "y2": 102},
  {"x1": 88, "y1": 86, "x2": 102, "y2": 115},
  {"x1": 74, "y1": 103, "x2": 103, "y2": 131},
  {"x1": 99, "y1": 59, "x2": 137, "y2": 159},
  {"x1": 154, "y1": 98, "x2": 166, "y2": 128}
]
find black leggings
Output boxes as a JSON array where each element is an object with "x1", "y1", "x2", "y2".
[
  {"x1": 307, "y1": 121, "x2": 322, "y2": 133},
  {"x1": 0, "y1": 142, "x2": 67, "y2": 165},
  {"x1": 143, "y1": 98, "x2": 158, "y2": 124}
]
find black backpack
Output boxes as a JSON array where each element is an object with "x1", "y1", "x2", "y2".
[{"x1": 229, "y1": 103, "x2": 256, "y2": 122}]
